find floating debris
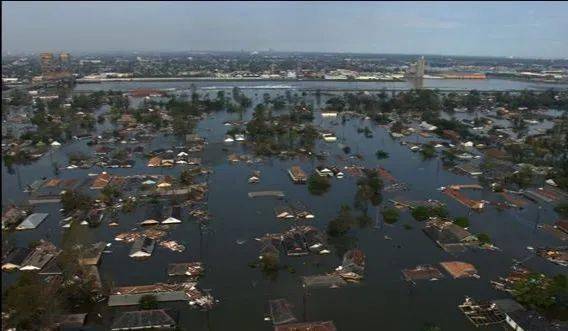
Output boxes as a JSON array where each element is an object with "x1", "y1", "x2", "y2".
[
  {"x1": 159, "y1": 240, "x2": 186, "y2": 252},
  {"x1": 402, "y1": 265, "x2": 444, "y2": 282},
  {"x1": 458, "y1": 297, "x2": 505, "y2": 327}
]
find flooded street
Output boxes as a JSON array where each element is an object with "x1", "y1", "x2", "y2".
[{"x1": 2, "y1": 82, "x2": 566, "y2": 331}]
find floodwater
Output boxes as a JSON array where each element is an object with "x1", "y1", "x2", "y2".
[
  {"x1": 74, "y1": 78, "x2": 568, "y2": 93},
  {"x1": 2, "y1": 85, "x2": 566, "y2": 331}
]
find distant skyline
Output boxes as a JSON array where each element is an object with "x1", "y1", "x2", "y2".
[{"x1": 2, "y1": 1, "x2": 568, "y2": 59}]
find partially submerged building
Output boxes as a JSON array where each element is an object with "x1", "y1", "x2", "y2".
[
  {"x1": 78, "y1": 242, "x2": 107, "y2": 266},
  {"x1": 110, "y1": 309, "x2": 176, "y2": 331},
  {"x1": 459, "y1": 297, "x2": 506, "y2": 327},
  {"x1": 129, "y1": 237, "x2": 155, "y2": 258},
  {"x1": 2, "y1": 247, "x2": 31, "y2": 271},
  {"x1": 302, "y1": 275, "x2": 347, "y2": 289},
  {"x1": 493, "y1": 299, "x2": 566, "y2": 331},
  {"x1": 167, "y1": 262, "x2": 204, "y2": 277},
  {"x1": 288, "y1": 166, "x2": 307, "y2": 184},
  {"x1": 439, "y1": 261, "x2": 478, "y2": 279},
  {"x1": 15, "y1": 213, "x2": 49, "y2": 230},
  {"x1": 402, "y1": 265, "x2": 444, "y2": 282},
  {"x1": 274, "y1": 320, "x2": 337, "y2": 331},
  {"x1": 19, "y1": 241, "x2": 60, "y2": 271},
  {"x1": 423, "y1": 218, "x2": 479, "y2": 252},
  {"x1": 268, "y1": 299, "x2": 297, "y2": 325}
]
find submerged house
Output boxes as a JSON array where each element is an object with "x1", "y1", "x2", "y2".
[
  {"x1": 423, "y1": 218, "x2": 478, "y2": 252},
  {"x1": 2, "y1": 247, "x2": 31, "y2": 271},
  {"x1": 269, "y1": 299, "x2": 297, "y2": 325},
  {"x1": 288, "y1": 166, "x2": 307, "y2": 184},
  {"x1": 493, "y1": 299, "x2": 564, "y2": 331},
  {"x1": 275, "y1": 321, "x2": 337, "y2": 331},
  {"x1": 19, "y1": 242, "x2": 59, "y2": 271},
  {"x1": 90, "y1": 172, "x2": 112, "y2": 190},
  {"x1": 455, "y1": 163, "x2": 483, "y2": 176},
  {"x1": 162, "y1": 206, "x2": 182, "y2": 224},
  {"x1": 129, "y1": 237, "x2": 155, "y2": 258},
  {"x1": 315, "y1": 166, "x2": 334, "y2": 177},
  {"x1": 16, "y1": 213, "x2": 49, "y2": 230},
  {"x1": 111, "y1": 309, "x2": 177, "y2": 331}
]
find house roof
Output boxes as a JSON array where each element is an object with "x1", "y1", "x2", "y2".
[
  {"x1": 440, "y1": 261, "x2": 477, "y2": 278},
  {"x1": 507, "y1": 309, "x2": 565, "y2": 331},
  {"x1": 91, "y1": 173, "x2": 112, "y2": 189},
  {"x1": 108, "y1": 291, "x2": 187, "y2": 306},
  {"x1": 111, "y1": 309, "x2": 176, "y2": 330},
  {"x1": 129, "y1": 237, "x2": 155, "y2": 256},
  {"x1": 16, "y1": 213, "x2": 49, "y2": 230},
  {"x1": 59, "y1": 313, "x2": 87, "y2": 328},
  {"x1": 269, "y1": 299, "x2": 297, "y2": 325},
  {"x1": 274, "y1": 321, "x2": 337, "y2": 331},
  {"x1": 2, "y1": 247, "x2": 31, "y2": 267}
]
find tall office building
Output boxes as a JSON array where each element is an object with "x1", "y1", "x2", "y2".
[
  {"x1": 406, "y1": 56, "x2": 426, "y2": 79},
  {"x1": 59, "y1": 52, "x2": 71, "y2": 63},
  {"x1": 40, "y1": 52, "x2": 55, "y2": 74}
]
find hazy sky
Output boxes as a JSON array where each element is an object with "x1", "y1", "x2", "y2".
[{"x1": 2, "y1": 1, "x2": 567, "y2": 58}]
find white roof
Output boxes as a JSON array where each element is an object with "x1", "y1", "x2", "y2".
[
  {"x1": 162, "y1": 217, "x2": 182, "y2": 224},
  {"x1": 51, "y1": 141, "x2": 62, "y2": 146},
  {"x1": 16, "y1": 213, "x2": 48, "y2": 230}
]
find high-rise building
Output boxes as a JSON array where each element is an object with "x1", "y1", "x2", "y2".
[
  {"x1": 40, "y1": 52, "x2": 55, "y2": 74},
  {"x1": 59, "y1": 52, "x2": 71, "y2": 63},
  {"x1": 406, "y1": 56, "x2": 426, "y2": 79}
]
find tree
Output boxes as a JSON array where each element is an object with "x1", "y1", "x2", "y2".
[
  {"x1": 555, "y1": 202, "x2": 568, "y2": 218},
  {"x1": 375, "y1": 150, "x2": 389, "y2": 160},
  {"x1": 3, "y1": 272, "x2": 62, "y2": 330},
  {"x1": 411, "y1": 205, "x2": 448, "y2": 221},
  {"x1": 260, "y1": 252, "x2": 280, "y2": 272},
  {"x1": 506, "y1": 166, "x2": 534, "y2": 189},
  {"x1": 476, "y1": 233, "x2": 491, "y2": 244},
  {"x1": 180, "y1": 170, "x2": 194, "y2": 185},
  {"x1": 139, "y1": 295, "x2": 158, "y2": 310},
  {"x1": 453, "y1": 216, "x2": 470, "y2": 228},
  {"x1": 101, "y1": 185, "x2": 121, "y2": 203},
  {"x1": 391, "y1": 121, "x2": 404, "y2": 133},
  {"x1": 307, "y1": 174, "x2": 331, "y2": 196},
  {"x1": 60, "y1": 190, "x2": 93, "y2": 213},
  {"x1": 327, "y1": 204, "x2": 354, "y2": 237},
  {"x1": 420, "y1": 145, "x2": 436, "y2": 159},
  {"x1": 512, "y1": 273, "x2": 566, "y2": 310},
  {"x1": 381, "y1": 208, "x2": 400, "y2": 224}
]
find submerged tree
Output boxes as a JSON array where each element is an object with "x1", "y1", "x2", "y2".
[
  {"x1": 381, "y1": 208, "x2": 400, "y2": 224},
  {"x1": 327, "y1": 204, "x2": 355, "y2": 237},
  {"x1": 307, "y1": 174, "x2": 331, "y2": 196}
]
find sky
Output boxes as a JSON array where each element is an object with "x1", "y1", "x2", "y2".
[{"x1": 2, "y1": 1, "x2": 567, "y2": 58}]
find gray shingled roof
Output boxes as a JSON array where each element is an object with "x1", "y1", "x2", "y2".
[
  {"x1": 111, "y1": 309, "x2": 176, "y2": 330},
  {"x1": 16, "y1": 213, "x2": 49, "y2": 230}
]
